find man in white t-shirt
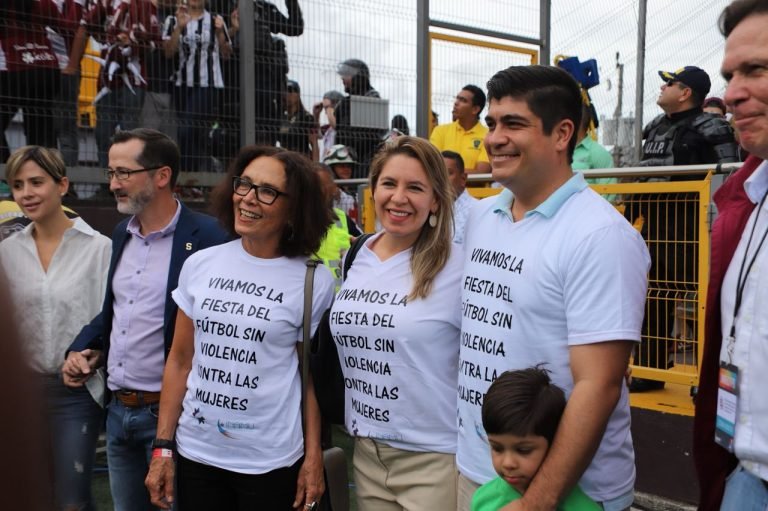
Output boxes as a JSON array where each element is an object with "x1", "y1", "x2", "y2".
[
  {"x1": 457, "y1": 65, "x2": 650, "y2": 511},
  {"x1": 442, "y1": 150, "x2": 477, "y2": 245}
]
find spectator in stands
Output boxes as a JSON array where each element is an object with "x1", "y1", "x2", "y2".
[
  {"x1": 315, "y1": 162, "x2": 361, "y2": 290},
  {"x1": 703, "y1": 96, "x2": 728, "y2": 117},
  {"x1": 330, "y1": 136, "x2": 461, "y2": 511},
  {"x1": 0, "y1": 1, "x2": 64, "y2": 162},
  {"x1": 62, "y1": 129, "x2": 228, "y2": 510},
  {"x1": 334, "y1": 58, "x2": 383, "y2": 177},
  {"x1": 323, "y1": 144, "x2": 358, "y2": 219},
  {"x1": 442, "y1": 150, "x2": 476, "y2": 244},
  {"x1": 76, "y1": 0, "x2": 161, "y2": 167},
  {"x1": 141, "y1": 0, "x2": 178, "y2": 144},
  {"x1": 391, "y1": 114, "x2": 410, "y2": 136},
  {"x1": 381, "y1": 114, "x2": 410, "y2": 146},
  {"x1": 573, "y1": 103, "x2": 615, "y2": 175},
  {"x1": 314, "y1": 90, "x2": 344, "y2": 159},
  {"x1": 694, "y1": 2, "x2": 768, "y2": 509},
  {"x1": 228, "y1": 0, "x2": 304, "y2": 145},
  {"x1": 572, "y1": 103, "x2": 617, "y2": 202},
  {"x1": 163, "y1": 0, "x2": 232, "y2": 172},
  {"x1": 0, "y1": 146, "x2": 111, "y2": 511},
  {"x1": 145, "y1": 146, "x2": 334, "y2": 510},
  {"x1": 50, "y1": 0, "x2": 87, "y2": 167},
  {"x1": 457, "y1": 65, "x2": 649, "y2": 511},
  {"x1": 430, "y1": 110, "x2": 439, "y2": 135},
  {"x1": 430, "y1": 85, "x2": 491, "y2": 173},
  {"x1": 278, "y1": 79, "x2": 318, "y2": 159},
  {"x1": 629, "y1": 66, "x2": 740, "y2": 392},
  {"x1": 471, "y1": 367, "x2": 600, "y2": 511}
]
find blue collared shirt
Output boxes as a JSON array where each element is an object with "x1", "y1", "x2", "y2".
[
  {"x1": 107, "y1": 201, "x2": 182, "y2": 391},
  {"x1": 493, "y1": 172, "x2": 589, "y2": 222}
]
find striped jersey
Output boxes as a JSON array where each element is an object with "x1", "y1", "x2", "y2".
[{"x1": 163, "y1": 11, "x2": 228, "y2": 88}]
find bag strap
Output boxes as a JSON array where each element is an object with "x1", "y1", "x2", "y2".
[
  {"x1": 300, "y1": 259, "x2": 319, "y2": 436},
  {"x1": 342, "y1": 233, "x2": 374, "y2": 280},
  {"x1": 299, "y1": 234, "x2": 371, "y2": 431}
]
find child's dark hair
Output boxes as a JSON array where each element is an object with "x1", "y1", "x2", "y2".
[{"x1": 482, "y1": 366, "x2": 566, "y2": 444}]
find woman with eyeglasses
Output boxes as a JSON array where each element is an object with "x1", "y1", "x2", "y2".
[
  {"x1": 330, "y1": 136, "x2": 462, "y2": 510},
  {"x1": 145, "y1": 146, "x2": 335, "y2": 510},
  {"x1": 0, "y1": 146, "x2": 111, "y2": 510}
]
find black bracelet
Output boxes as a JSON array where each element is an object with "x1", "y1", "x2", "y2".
[{"x1": 152, "y1": 438, "x2": 176, "y2": 451}]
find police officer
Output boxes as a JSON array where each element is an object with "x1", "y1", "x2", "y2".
[
  {"x1": 641, "y1": 66, "x2": 738, "y2": 167},
  {"x1": 630, "y1": 66, "x2": 739, "y2": 391}
]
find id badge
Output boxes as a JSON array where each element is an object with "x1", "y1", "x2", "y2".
[{"x1": 714, "y1": 361, "x2": 739, "y2": 452}]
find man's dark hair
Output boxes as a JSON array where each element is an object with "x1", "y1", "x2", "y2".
[
  {"x1": 441, "y1": 150, "x2": 465, "y2": 174},
  {"x1": 579, "y1": 103, "x2": 592, "y2": 133},
  {"x1": 111, "y1": 128, "x2": 181, "y2": 186},
  {"x1": 463, "y1": 84, "x2": 486, "y2": 117},
  {"x1": 487, "y1": 66, "x2": 582, "y2": 161},
  {"x1": 719, "y1": 0, "x2": 768, "y2": 37},
  {"x1": 482, "y1": 366, "x2": 566, "y2": 444},
  {"x1": 211, "y1": 145, "x2": 332, "y2": 257}
]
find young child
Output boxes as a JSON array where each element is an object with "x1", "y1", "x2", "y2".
[{"x1": 471, "y1": 367, "x2": 601, "y2": 511}]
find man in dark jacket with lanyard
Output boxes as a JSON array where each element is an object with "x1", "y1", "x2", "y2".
[
  {"x1": 62, "y1": 129, "x2": 228, "y2": 510},
  {"x1": 694, "y1": 1, "x2": 768, "y2": 509}
]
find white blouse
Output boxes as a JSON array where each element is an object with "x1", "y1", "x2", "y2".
[{"x1": 0, "y1": 217, "x2": 111, "y2": 374}]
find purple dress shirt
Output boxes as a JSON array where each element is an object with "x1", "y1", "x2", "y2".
[{"x1": 107, "y1": 202, "x2": 181, "y2": 391}]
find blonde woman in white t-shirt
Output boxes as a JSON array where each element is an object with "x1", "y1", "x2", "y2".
[
  {"x1": 0, "y1": 146, "x2": 111, "y2": 510},
  {"x1": 331, "y1": 136, "x2": 463, "y2": 510}
]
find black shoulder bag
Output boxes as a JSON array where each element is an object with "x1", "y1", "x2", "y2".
[{"x1": 309, "y1": 234, "x2": 372, "y2": 425}]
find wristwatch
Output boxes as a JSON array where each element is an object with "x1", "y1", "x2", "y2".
[{"x1": 152, "y1": 438, "x2": 176, "y2": 451}]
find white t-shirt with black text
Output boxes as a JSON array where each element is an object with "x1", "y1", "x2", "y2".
[
  {"x1": 172, "y1": 240, "x2": 334, "y2": 474},
  {"x1": 331, "y1": 232, "x2": 463, "y2": 453},
  {"x1": 457, "y1": 176, "x2": 650, "y2": 502}
]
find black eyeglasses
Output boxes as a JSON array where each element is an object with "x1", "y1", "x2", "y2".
[
  {"x1": 232, "y1": 177, "x2": 289, "y2": 205},
  {"x1": 104, "y1": 166, "x2": 161, "y2": 181}
]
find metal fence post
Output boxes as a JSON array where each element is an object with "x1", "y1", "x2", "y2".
[{"x1": 239, "y1": 0, "x2": 256, "y2": 147}]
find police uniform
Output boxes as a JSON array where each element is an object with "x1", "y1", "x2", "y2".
[{"x1": 630, "y1": 67, "x2": 739, "y2": 381}]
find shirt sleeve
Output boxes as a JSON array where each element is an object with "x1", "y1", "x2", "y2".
[
  {"x1": 564, "y1": 222, "x2": 651, "y2": 345},
  {"x1": 162, "y1": 15, "x2": 176, "y2": 41},
  {"x1": 303, "y1": 264, "x2": 335, "y2": 341},
  {"x1": 172, "y1": 254, "x2": 199, "y2": 317}
]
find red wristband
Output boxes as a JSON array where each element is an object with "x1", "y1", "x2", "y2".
[{"x1": 152, "y1": 448, "x2": 174, "y2": 459}]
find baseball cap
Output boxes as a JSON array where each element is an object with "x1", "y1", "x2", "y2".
[
  {"x1": 323, "y1": 145, "x2": 357, "y2": 166},
  {"x1": 286, "y1": 79, "x2": 300, "y2": 93},
  {"x1": 658, "y1": 66, "x2": 711, "y2": 99}
]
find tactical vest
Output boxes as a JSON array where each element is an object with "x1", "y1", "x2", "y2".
[
  {"x1": 315, "y1": 208, "x2": 351, "y2": 291},
  {"x1": 641, "y1": 112, "x2": 739, "y2": 167},
  {"x1": 640, "y1": 115, "x2": 683, "y2": 167}
]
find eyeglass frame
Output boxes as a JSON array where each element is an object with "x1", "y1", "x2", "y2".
[
  {"x1": 232, "y1": 176, "x2": 290, "y2": 205},
  {"x1": 104, "y1": 166, "x2": 162, "y2": 182}
]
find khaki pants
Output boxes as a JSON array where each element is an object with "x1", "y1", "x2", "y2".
[
  {"x1": 354, "y1": 437, "x2": 457, "y2": 511},
  {"x1": 456, "y1": 472, "x2": 481, "y2": 511}
]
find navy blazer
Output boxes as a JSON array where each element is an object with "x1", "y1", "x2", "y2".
[{"x1": 68, "y1": 203, "x2": 229, "y2": 364}]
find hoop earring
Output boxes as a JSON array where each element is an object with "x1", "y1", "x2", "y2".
[{"x1": 428, "y1": 213, "x2": 437, "y2": 228}]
